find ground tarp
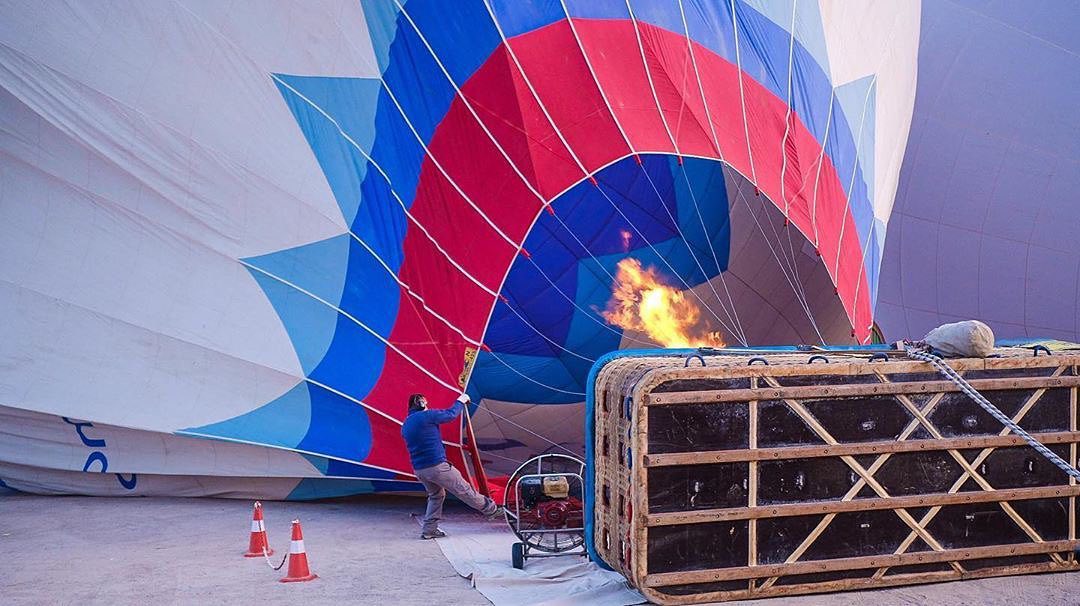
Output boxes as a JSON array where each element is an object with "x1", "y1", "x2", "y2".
[{"x1": 426, "y1": 515, "x2": 644, "y2": 606}]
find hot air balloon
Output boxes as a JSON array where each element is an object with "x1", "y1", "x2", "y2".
[
  {"x1": 877, "y1": 0, "x2": 1080, "y2": 346},
  {"x1": 0, "y1": 0, "x2": 918, "y2": 497}
]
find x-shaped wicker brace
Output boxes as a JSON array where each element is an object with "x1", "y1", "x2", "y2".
[
  {"x1": 756, "y1": 376, "x2": 959, "y2": 591},
  {"x1": 756, "y1": 365, "x2": 1070, "y2": 591},
  {"x1": 871, "y1": 366, "x2": 1071, "y2": 576}
]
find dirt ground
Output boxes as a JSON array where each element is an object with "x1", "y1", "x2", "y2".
[
  {"x1": 0, "y1": 494, "x2": 485, "y2": 605},
  {"x1": 2, "y1": 494, "x2": 1080, "y2": 605}
]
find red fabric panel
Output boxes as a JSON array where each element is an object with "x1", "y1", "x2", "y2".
[
  {"x1": 462, "y1": 47, "x2": 584, "y2": 201},
  {"x1": 361, "y1": 344, "x2": 466, "y2": 472},
  {"x1": 405, "y1": 169, "x2": 512, "y2": 292},
  {"x1": 683, "y1": 41, "x2": 753, "y2": 175},
  {"x1": 575, "y1": 20, "x2": 675, "y2": 154},
  {"x1": 631, "y1": 21, "x2": 718, "y2": 157},
  {"x1": 508, "y1": 21, "x2": 633, "y2": 171}
]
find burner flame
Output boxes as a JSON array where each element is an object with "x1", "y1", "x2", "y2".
[{"x1": 601, "y1": 258, "x2": 725, "y2": 348}]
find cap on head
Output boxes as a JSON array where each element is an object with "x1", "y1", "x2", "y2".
[{"x1": 408, "y1": 393, "x2": 427, "y2": 413}]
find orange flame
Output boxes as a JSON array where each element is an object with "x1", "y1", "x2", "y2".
[{"x1": 601, "y1": 258, "x2": 726, "y2": 348}]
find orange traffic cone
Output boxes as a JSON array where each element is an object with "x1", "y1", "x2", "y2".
[
  {"x1": 280, "y1": 519, "x2": 318, "y2": 583},
  {"x1": 243, "y1": 501, "x2": 273, "y2": 558}
]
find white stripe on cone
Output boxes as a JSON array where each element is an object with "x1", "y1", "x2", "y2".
[
  {"x1": 290, "y1": 540, "x2": 305, "y2": 554},
  {"x1": 251, "y1": 520, "x2": 265, "y2": 532}
]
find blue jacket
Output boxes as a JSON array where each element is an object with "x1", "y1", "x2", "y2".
[{"x1": 401, "y1": 396, "x2": 466, "y2": 470}]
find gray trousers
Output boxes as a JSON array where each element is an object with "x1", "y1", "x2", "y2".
[{"x1": 416, "y1": 461, "x2": 497, "y2": 532}]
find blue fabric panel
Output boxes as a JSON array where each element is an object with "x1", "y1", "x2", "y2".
[
  {"x1": 300, "y1": 454, "x2": 397, "y2": 479},
  {"x1": 592, "y1": 169, "x2": 681, "y2": 253},
  {"x1": 815, "y1": 84, "x2": 873, "y2": 286},
  {"x1": 308, "y1": 313, "x2": 386, "y2": 400},
  {"x1": 732, "y1": 0, "x2": 788, "y2": 101},
  {"x1": 869, "y1": 217, "x2": 886, "y2": 307},
  {"x1": 559, "y1": 258, "x2": 626, "y2": 354},
  {"x1": 353, "y1": 159, "x2": 408, "y2": 268},
  {"x1": 183, "y1": 382, "x2": 312, "y2": 449},
  {"x1": 485, "y1": 297, "x2": 574, "y2": 359},
  {"x1": 295, "y1": 383, "x2": 374, "y2": 462},
  {"x1": 363, "y1": 0, "x2": 402, "y2": 75},
  {"x1": 285, "y1": 478, "x2": 374, "y2": 500},
  {"x1": 826, "y1": 81, "x2": 870, "y2": 201},
  {"x1": 403, "y1": 0, "x2": 502, "y2": 85},
  {"x1": 493, "y1": 243, "x2": 580, "y2": 353},
  {"x1": 365, "y1": 4, "x2": 460, "y2": 202},
  {"x1": 274, "y1": 75, "x2": 382, "y2": 161},
  {"x1": 743, "y1": 0, "x2": 795, "y2": 35},
  {"x1": 271, "y1": 76, "x2": 407, "y2": 268},
  {"x1": 672, "y1": 156, "x2": 731, "y2": 272},
  {"x1": 302, "y1": 452, "x2": 329, "y2": 474},
  {"x1": 380, "y1": 19, "x2": 456, "y2": 148},
  {"x1": 365, "y1": 89, "x2": 427, "y2": 207},
  {"x1": 247, "y1": 269, "x2": 341, "y2": 375},
  {"x1": 832, "y1": 76, "x2": 875, "y2": 270},
  {"x1": 627, "y1": 0, "x2": 691, "y2": 36},
  {"x1": 744, "y1": 0, "x2": 830, "y2": 80},
  {"x1": 244, "y1": 235, "x2": 351, "y2": 308},
  {"x1": 336, "y1": 236, "x2": 402, "y2": 337},
  {"x1": 863, "y1": 220, "x2": 881, "y2": 312},
  {"x1": 469, "y1": 350, "x2": 585, "y2": 405},
  {"x1": 789, "y1": 41, "x2": 834, "y2": 147},
  {"x1": 250, "y1": 236, "x2": 397, "y2": 402},
  {"x1": 286, "y1": 478, "x2": 420, "y2": 500},
  {"x1": 681, "y1": 0, "x2": 740, "y2": 71},
  {"x1": 563, "y1": 0, "x2": 629, "y2": 20},
  {"x1": 488, "y1": 0, "x2": 564, "y2": 39},
  {"x1": 274, "y1": 76, "x2": 381, "y2": 225}
]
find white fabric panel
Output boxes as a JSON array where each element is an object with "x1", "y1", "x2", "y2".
[
  {"x1": 0, "y1": 280, "x2": 301, "y2": 430},
  {"x1": 0, "y1": 404, "x2": 322, "y2": 478},
  {"x1": 0, "y1": 1, "x2": 381, "y2": 432},
  {"x1": 818, "y1": 0, "x2": 921, "y2": 224}
]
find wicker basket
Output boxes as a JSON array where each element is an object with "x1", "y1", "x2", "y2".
[{"x1": 587, "y1": 347, "x2": 1080, "y2": 604}]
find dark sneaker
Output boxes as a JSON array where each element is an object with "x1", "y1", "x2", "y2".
[
  {"x1": 485, "y1": 506, "x2": 506, "y2": 520},
  {"x1": 420, "y1": 528, "x2": 447, "y2": 539}
]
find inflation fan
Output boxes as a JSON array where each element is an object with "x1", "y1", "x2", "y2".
[{"x1": 503, "y1": 454, "x2": 587, "y2": 569}]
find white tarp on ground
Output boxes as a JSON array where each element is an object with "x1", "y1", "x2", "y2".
[{"x1": 426, "y1": 514, "x2": 645, "y2": 606}]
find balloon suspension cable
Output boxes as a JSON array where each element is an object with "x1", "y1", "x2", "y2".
[
  {"x1": 907, "y1": 347, "x2": 1080, "y2": 482},
  {"x1": 475, "y1": 405, "x2": 580, "y2": 458},
  {"x1": 460, "y1": 345, "x2": 581, "y2": 459}
]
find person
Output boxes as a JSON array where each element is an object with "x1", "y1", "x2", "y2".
[{"x1": 401, "y1": 392, "x2": 501, "y2": 539}]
